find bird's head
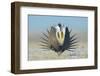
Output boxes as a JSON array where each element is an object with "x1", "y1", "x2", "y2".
[{"x1": 55, "y1": 24, "x2": 65, "y2": 45}]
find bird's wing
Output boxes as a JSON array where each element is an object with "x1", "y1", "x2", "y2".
[
  {"x1": 48, "y1": 26, "x2": 59, "y2": 51},
  {"x1": 62, "y1": 27, "x2": 70, "y2": 51},
  {"x1": 62, "y1": 26, "x2": 78, "y2": 52}
]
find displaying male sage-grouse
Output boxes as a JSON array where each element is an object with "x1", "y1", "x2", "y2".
[{"x1": 40, "y1": 23, "x2": 78, "y2": 56}]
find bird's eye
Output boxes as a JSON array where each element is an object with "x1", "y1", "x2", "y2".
[
  {"x1": 57, "y1": 32, "x2": 60, "y2": 38},
  {"x1": 61, "y1": 32, "x2": 63, "y2": 38}
]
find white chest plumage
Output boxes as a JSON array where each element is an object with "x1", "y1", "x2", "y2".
[{"x1": 55, "y1": 24, "x2": 65, "y2": 45}]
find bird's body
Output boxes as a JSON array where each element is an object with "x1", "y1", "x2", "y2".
[{"x1": 40, "y1": 23, "x2": 78, "y2": 55}]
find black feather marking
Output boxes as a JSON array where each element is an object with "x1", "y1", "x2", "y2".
[
  {"x1": 69, "y1": 47, "x2": 76, "y2": 49},
  {"x1": 42, "y1": 33, "x2": 48, "y2": 38},
  {"x1": 70, "y1": 37, "x2": 77, "y2": 42},
  {"x1": 70, "y1": 34, "x2": 76, "y2": 40},
  {"x1": 40, "y1": 37, "x2": 48, "y2": 42},
  {"x1": 69, "y1": 29, "x2": 72, "y2": 34},
  {"x1": 70, "y1": 41, "x2": 78, "y2": 45},
  {"x1": 62, "y1": 26, "x2": 70, "y2": 51}
]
